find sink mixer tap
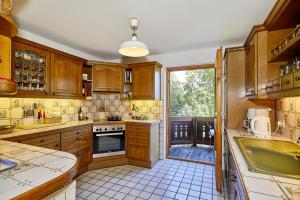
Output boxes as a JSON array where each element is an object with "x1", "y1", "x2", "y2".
[{"x1": 297, "y1": 137, "x2": 300, "y2": 144}]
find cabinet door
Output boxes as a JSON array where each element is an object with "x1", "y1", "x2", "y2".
[
  {"x1": 93, "y1": 65, "x2": 122, "y2": 92},
  {"x1": 50, "y1": 53, "x2": 82, "y2": 97},
  {"x1": 245, "y1": 35, "x2": 257, "y2": 96},
  {"x1": 132, "y1": 66, "x2": 154, "y2": 99},
  {"x1": 12, "y1": 41, "x2": 51, "y2": 96}
]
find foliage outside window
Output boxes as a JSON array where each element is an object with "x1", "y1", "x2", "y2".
[{"x1": 170, "y1": 68, "x2": 215, "y2": 117}]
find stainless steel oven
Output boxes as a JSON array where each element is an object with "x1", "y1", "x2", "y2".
[{"x1": 93, "y1": 124, "x2": 125, "y2": 158}]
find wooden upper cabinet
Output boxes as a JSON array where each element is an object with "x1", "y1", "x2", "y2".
[
  {"x1": 130, "y1": 62, "x2": 162, "y2": 100},
  {"x1": 50, "y1": 53, "x2": 82, "y2": 97},
  {"x1": 93, "y1": 64, "x2": 123, "y2": 92},
  {"x1": 12, "y1": 41, "x2": 51, "y2": 96},
  {"x1": 245, "y1": 27, "x2": 268, "y2": 97},
  {"x1": 245, "y1": 34, "x2": 258, "y2": 96}
]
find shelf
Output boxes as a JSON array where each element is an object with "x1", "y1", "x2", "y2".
[{"x1": 270, "y1": 35, "x2": 300, "y2": 63}]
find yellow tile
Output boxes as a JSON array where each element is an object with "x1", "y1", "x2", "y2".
[
  {"x1": 0, "y1": 109, "x2": 10, "y2": 118},
  {"x1": 75, "y1": 100, "x2": 82, "y2": 107},
  {"x1": 44, "y1": 99, "x2": 53, "y2": 109},
  {"x1": 23, "y1": 118, "x2": 34, "y2": 126},
  {"x1": 0, "y1": 119, "x2": 10, "y2": 125},
  {"x1": 61, "y1": 99, "x2": 68, "y2": 107},
  {"x1": 11, "y1": 98, "x2": 23, "y2": 107},
  {"x1": 10, "y1": 107, "x2": 23, "y2": 118},
  {"x1": 0, "y1": 98, "x2": 11, "y2": 108}
]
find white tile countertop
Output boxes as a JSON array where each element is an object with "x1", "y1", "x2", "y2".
[
  {"x1": 226, "y1": 129, "x2": 300, "y2": 200},
  {"x1": 0, "y1": 140, "x2": 77, "y2": 199},
  {"x1": 0, "y1": 120, "x2": 94, "y2": 140}
]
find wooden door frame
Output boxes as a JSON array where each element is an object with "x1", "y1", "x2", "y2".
[{"x1": 166, "y1": 64, "x2": 215, "y2": 165}]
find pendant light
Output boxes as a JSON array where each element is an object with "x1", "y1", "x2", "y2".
[{"x1": 119, "y1": 18, "x2": 149, "y2": 57}]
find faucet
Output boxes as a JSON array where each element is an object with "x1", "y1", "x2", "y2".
[{"x1": 297, "y1": 137, "x2": 300, "y2": 144}]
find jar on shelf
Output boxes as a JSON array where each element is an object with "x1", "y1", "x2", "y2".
[{"x1": 294, "y1": 57, "x2": 300, "y2": 71}]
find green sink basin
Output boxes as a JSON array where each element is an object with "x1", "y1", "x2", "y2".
[{"x1": 234, "y1": 137, "x2": 300, "y2": 179}]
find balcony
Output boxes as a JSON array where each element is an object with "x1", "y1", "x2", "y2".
[{"x1": 169, "y1": 117, "x2": 215, "y2": 163}]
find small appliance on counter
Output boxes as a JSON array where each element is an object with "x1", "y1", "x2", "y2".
[
  {"x1": 243, "y1": 107, "x2": 271, "y2": 137},
  {"x1": 107, "y1": 115, "x2": 122, "y2": 121}
]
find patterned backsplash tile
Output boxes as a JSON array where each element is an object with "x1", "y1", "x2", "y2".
[{"x1": 277, "y1": 97, "x2": 300, "y2": 142}]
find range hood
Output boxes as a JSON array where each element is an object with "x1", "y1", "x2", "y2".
[{"x1": 0, "y1": 0, "x2": 18, "y2": 95}]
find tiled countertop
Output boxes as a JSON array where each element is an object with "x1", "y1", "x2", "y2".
[
  {"x1": 0, "y1": 140, "x2": 77, "y2": 199},
  {"x1": 0, "y1": 120, "x2": 94, "y2": 140},
  {"x1": 226, "y1": 129, "x2": 300, "y2": 200}
]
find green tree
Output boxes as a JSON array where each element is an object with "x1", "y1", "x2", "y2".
[{"x1": 169, "y1": 69, "x2": 215, "y2": 117}]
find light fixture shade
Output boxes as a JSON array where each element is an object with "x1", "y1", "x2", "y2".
[{"x1": 119, "y1": 39, "x2": 149, "y2": 57}]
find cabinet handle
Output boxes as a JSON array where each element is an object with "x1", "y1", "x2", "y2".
[
  {"x1": 282, "y1": 80, "x2": 290, "y2": 85},
  {"x1": 52, "y1": 92, "x2": 56, "y2": 95},
  {"x1": 40, "y1": 139, "x2": 45, "y2": 143},
  {"x1": 76, "y1": 137, "x2": 80, "y2": 140},
  {"x1": 266, "y1": 86, "x2": 273, "y2": 89},
  {"x1": 76, "y1": 132, "x2": 80, "y2": 134},
  {"x1": 55, "y1": 144, "x2": 59, "y2": 147}
]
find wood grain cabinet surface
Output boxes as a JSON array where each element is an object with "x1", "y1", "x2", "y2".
[
  {"x1": 225, "y1": 135, "x2": 248, "y2": 200},
  {"x1": 126, "y1": 122, "x2": 160, "y2": 168},
  {"x1": 93, "y1": 63, "x2": 124, "y2": 92},
  {"x1": 50, "y1": 53, "x2": 83, "y2": 97},
  {"x1": 129, "y1": 61, "x2": 162, "y2": 100},
  {"x1": 5, "y1": 125, "x2": 93, "y2": 175}
]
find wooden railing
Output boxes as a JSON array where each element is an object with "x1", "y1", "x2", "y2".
[{"x1": 170, "y1": 117, "x2": 214, "y2": 146}]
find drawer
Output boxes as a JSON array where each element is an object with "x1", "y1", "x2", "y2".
[
  {"x1": 126, "y1": 124, "x2": 149, "y2": 133},
  {"x1": 294, "y1": 70, "x2": 300, "y2": 88},
  {"x1": 19, "y1": 133, "x2": 60, "y2": 147},
  {"x1": 126, "y1": 130, "x2": 148, "y2": 138},
  {"x1": 61, "y1": 134, "x2": 91, "y2": 152},
  {"x1": 61, "y1": 127, "x2": 91, "y2": 141},
  {"x1": 127, "y1": 136, "x2": 148, "y2": 145},
  {"x1": 41, "y1": 142, "x2": 60, "y2": 150},
  {"x1": 281, "y1": 74, "x2": 293, "y2": 90}
]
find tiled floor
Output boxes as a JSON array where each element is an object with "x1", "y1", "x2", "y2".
[
  {"x1": 76, "y1": 159, "x2": 228, "y2": 200},
  {"x1": 169, "y1": 145, "x2": 215, "y2": 163}
]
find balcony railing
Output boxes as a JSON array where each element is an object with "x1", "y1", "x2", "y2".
[{"x1": 169, "y1": 117, "x2": 214, "y2": 146}]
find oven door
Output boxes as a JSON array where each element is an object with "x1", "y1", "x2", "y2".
[{"x1": 93, "y1": 131, "x2": 125, "y2": 158}]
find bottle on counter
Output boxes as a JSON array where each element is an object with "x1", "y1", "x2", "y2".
[{"x1": 78, "y1": 107, "x2": 83, "y2": 121}]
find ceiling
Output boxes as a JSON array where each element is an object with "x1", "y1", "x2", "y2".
[{"x1": 12, "y1": 0, "x2": 277, "y2": 60}]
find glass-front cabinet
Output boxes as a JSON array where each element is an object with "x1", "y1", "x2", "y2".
[{"x1": 12, "y1": 41, "x2": 50, "y2": 95}]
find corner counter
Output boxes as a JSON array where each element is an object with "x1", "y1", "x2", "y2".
[
  {"x1": 0, "y1": 140, "x2": 77, "y2": 200},
  {"x1": 226, "y1": 129, "x2": 300, "y2": 200}
]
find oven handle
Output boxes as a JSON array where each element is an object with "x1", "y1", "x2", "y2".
[{"x1": 95, "y1": 132, "x2": 124, "y2": 137}]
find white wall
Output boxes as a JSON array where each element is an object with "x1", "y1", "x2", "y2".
[{"x1": 17, "y1": 29, "x2": 100, "y2": 60}]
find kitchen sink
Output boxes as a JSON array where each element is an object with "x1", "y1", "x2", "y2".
[{"x1": 234, "y1": 137, "x2": 300, "y2": 179}]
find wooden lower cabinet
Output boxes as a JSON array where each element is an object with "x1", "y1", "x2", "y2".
[
  {"x1": 225, "y1": 135, "x2": 248, "y2": 200},
  {"x1": 61, "y1": 126, "x2": 92, "y2": 175},
  {"x1": 5, "y1": 125, "x2": 93, "y2": 175},
  {"x1": 126, "y1": 122, "x2": 160, "y2": 168}
]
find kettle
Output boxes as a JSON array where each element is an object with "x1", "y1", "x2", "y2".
[{"x1": 250, "y1": 116, "x2": 271, "y2": 136}]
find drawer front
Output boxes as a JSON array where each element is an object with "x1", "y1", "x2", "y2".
[
  {"x1": 41, "y1": 142, "x2": 60, "y2": 150},
  {"x1": 127, "y1": 135, "x2": 148, "y2": 145},
  {"x1": 281, "y1": 74, "x2": 293, "y2": 90},
  {"x1": 294, "y1": 70, "x2": 300, "y2": 88},
  {"x1": 126, "y1": 130, "x2": 148, "y2": 138},
  {"x1": 61, "y1": 127, "x2": 91, "y2": 141},
  {"x1": 127, "y1": 145, "x2": 149, "y2": 161},
  {"x1": 19, "y1": 133, "x2": 60, "y2": 147},
  {"x1": 126, "y1": 124, "x2": 149, "y2": 133},
  {"x1": 61, "y1": 134, "x2": 90, "y2": 152}
]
